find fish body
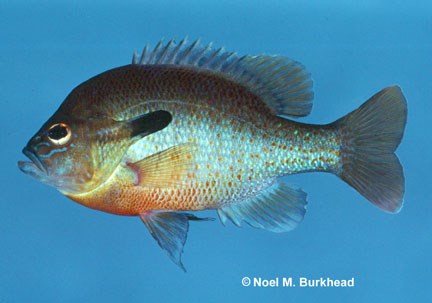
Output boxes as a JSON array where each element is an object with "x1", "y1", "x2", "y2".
[
  {"x1": 18, "y1": 39, "x2": 407, "y2": 270},
  {"x1": 65, "y1": 64, "x2": 340, "y2": 216}
]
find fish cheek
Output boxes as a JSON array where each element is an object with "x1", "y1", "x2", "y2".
[
  {"x1": 50, "y1": 142, "x2": 95, "y2": 190},
  {"x1": 73, "y1": 153, "x2": 95, "y2": 184}
]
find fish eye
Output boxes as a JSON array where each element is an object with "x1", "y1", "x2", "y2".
[{"x1": 47, "y1": 123, "x2": 72, "y2": 145}]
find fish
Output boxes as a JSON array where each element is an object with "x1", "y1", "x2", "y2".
[{"x1": 18, "y1": 38, "x2": 407, "y2": 271}]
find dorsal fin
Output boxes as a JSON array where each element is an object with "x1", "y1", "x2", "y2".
[{"x1": 132, "y1": 38, "x2": 314, "y2": 117}]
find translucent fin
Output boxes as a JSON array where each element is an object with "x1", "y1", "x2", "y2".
[
  {"x1": 127, "y1": 144, "x2": 197, "y2": 187},
  {"x1": 132, "y1": 38, "x2": 313, "y2": 117},
  {"x1": 139, "y1": 211, "x2": 212, "y2": 271},
  {"x1": 217, "y1": 179, "x2": 307, "y2": 233},
  {"x1": 334, "y1": 86, "x2": 407, "y2": 213}
]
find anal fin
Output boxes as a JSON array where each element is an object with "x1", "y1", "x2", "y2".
[
  {"x1": 139, "y1": 211, "x2": 213, "y2": 271},
  {"x1": 217, "y1": 179, "x2": 307, "y2": 233}
]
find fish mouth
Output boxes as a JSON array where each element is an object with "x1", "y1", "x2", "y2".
[{"x1": 18, "y1": 147, "x2": 47, "y2": 175}]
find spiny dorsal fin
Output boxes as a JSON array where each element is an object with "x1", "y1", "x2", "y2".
[{"x1": 132, "y1": 38, "x2": 314, "y2": 117}]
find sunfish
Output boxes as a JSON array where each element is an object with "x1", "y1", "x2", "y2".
[{"x1": 18, "y1": 39, "x2": 407, "y2": 270}]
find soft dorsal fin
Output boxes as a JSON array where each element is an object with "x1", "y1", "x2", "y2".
[{"x1": 132, "y1": 38, "x2": 314, "y2": 117}]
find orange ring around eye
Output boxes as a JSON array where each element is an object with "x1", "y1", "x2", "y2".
[{"x1": 47, "y1": 123, "x2": 72, "y2": 145}]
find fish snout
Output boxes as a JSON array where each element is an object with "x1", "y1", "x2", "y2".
[{"x1": 20, "y1": 146, "x2": 47, "y2": 174}]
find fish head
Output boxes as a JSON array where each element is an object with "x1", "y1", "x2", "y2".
[
  {"x1": 17, "y1": 113, "x2": 104, "y2": 194},
  {"x1": 18, "y1": 109, "x2": 173, "y2": 195}
]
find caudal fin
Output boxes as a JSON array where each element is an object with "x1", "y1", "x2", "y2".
[{"x1": 334, "y1": 86, "x2": 407, "y2": 213}]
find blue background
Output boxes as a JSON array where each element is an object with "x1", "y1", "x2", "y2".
[{"x1": 1, "y1": 1, "x2": 431, "y2": 302}]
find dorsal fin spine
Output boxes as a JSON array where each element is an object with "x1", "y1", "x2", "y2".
[
  {"x1": 171, "y1": 39, "x2": 184, "y2": 63},
  {"x1": 156, "y1": 39, "x2": 174, "y2": 64},
  {"x1": 132, "y1": 51, "x2": 139, "y2": 64},
  {"x1": 148, "y1": 40, "x2": 162, "y2": 63},
  {"x1": 191, "y1": 42, "x2": 211, "y2": 65},
  {"x1": 139, "y1": 45, "x2": 149, "y2": 64},
  {"x1": 178, "y1": 39, "x2": 199, "y2": 64}
]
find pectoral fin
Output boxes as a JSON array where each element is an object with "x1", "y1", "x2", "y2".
[
  {"x1": 139, "y1": 211, "x2": 213, "y2": 271},
  {"x1": 127, "y1": 143, "x2": 197, "y2": 187}
]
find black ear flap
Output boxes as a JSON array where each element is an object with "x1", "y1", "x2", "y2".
[{"x1": 127, "y1": 110, "x2": 173, "y2": 138}]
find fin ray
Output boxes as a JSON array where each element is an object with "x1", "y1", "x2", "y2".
[
  {"x1": 217, "y1": 179, "x2": 307, "y2": 233},
  {"x1": 128, "y1": 144, "x2": 197, "y2": 188},
  {"x1": 132, "y1": 38, "x2": 313, "y2": 117},
  {"x1": 334, "y1": 86, "x2": 407, "y2": 213},
  {"x1": 139, "y1": 211, "x2": 212, "y2": 271}
]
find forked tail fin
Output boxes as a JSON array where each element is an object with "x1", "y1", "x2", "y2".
[{"x1": 333, "y1": 86, "x2": 407, "y2": 213}]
